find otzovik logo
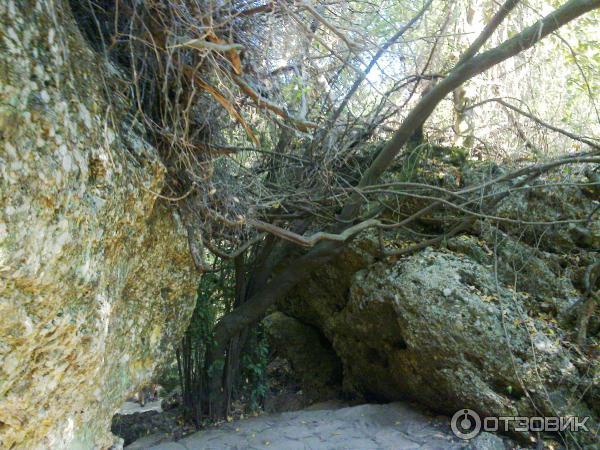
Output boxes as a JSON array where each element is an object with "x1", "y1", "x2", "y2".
[
  {"x1": 451, "y1": 409, "x2": 481, "y2": 439},
  {"x1": 450, "y1": 409, "x2": 591, "y2": 440}
]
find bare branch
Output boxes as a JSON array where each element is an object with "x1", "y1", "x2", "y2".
[
  {"x1": 204, "y1": 235, "x2": 265, "y2": 260},
  {"x1": 232, "y1": 75, "x2": 318, "y2": 132},
  {"x1": 456, "y1": 0, "x2": 520, "y2": 66},
  {"x1": 248, "y1": 218, "x2": 381, "y2": 247},
  {"x1": 465, "y1": 97, "x2": 600, "y2": 150},
  {"x1": 328, "y1": 0, "x2": 434, "y2": 126},
  {"x1": 299, "y1": 2, "x2": 359, "y2": 51},
  {"x1": 172, "y1": 39, "x2": 244, "y2": 52},
  {"x1": 339, "y1": 0, "x2": 600, "y2": 223}
]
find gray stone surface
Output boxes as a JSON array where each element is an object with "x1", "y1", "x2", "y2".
[
  {"x1": 467, "y1": 432, "x2": 506, "y2": 450},
  {"x1": 125, "y1": 433, "x2": 171, "y2": 450},
  {"x1": 141, "y1": 403, "x2": 471, "y2": 450},
  {"x1": 146, "y1": 444, "x2": 188, "y2": 450}
]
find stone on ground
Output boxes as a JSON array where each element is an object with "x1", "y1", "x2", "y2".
[{"x1": 134, "y1": 402, "x2": 480, "y2": 450}]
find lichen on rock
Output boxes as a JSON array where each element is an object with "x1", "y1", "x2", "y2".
[
  {"x1": 280, "y1": 238, "x2": 598, "y2": 444},
  {"x1": 0, "y1": 1, "x2": 199, "y2": 448}
]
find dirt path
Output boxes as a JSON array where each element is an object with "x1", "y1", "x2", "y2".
[{"x1": 125, "y1": 402, "x2": 509, "y2": 450}]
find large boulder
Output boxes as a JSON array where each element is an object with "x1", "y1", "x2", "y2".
[
  {"x1": 343, "y1": 251, "x2": 594, "y2": 416},
  {"x1": 0, "y1": 2, "x2": 198, "y2": 449},
  {"x1": 281, "y1": 246, "x2": 598, "y2": 445}
]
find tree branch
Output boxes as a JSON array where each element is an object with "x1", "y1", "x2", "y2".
[
  {"x1": 456, "y1": 0, "x2": 520, "y2": 66},
  {"x1": 339, "y1": 0, "x2": 600, "y2": 223},
  {"x1": 328, "y1": 0, "x2": 434, "y2": 126},
  {"x1": 465, "y1": 97, "x2": 600, "y2": 149},
  {"x1": 232, "y1": 74, "x2": 318, "y2": 132},
  {"x1": 211, "y1": 0, "x2": 600, "y2": 358}
]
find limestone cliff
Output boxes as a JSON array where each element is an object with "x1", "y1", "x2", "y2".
[{"x1": 0, "y1": 1, "x2": 199, "y2": 448}]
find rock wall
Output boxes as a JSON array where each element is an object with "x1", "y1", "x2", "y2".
[
  {"x1": 280, "y1": 190, "x2": 599, "y2": 445},
  {"x1": 0, "y1": 1, "x2": 199, "y2": 448}
]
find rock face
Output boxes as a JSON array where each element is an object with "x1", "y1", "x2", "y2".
[
  {"x1": 281, "y1": 241, "x2": 598, "y2": 445},
  {"x1": 0, "y1": 2, "x2": 198, "y2": 449},
  {"x1": 263, "y1": 312, "x2": 342, "y2": 402},
  {"x1": 495, "y1": 181, "x2": 600, "y2": 253},
  {"x1": 343, "y1": 251, "x2": 592, "y2": 418},
  {"x1": 447, "y1": 224, "x2": 581, "y2": 316}
]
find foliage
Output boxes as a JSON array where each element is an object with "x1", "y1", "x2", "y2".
[
  {"x1": 176, "y1": 258, "x2": 270, "y2": 424},
  {"x1": 176, "y1": 278, "x2": 219, "y2": 426},
  {"x1": 237, "y1": 326, "x2": 269, "y2": 412}
]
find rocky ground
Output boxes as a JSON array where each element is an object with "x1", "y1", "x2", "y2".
[
  {"x1": 111, "y1": 357, "x2": 311, "y2": 446},
  {"x1": 125, "y1": 402, "x2": 513, "y2": 450}
]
